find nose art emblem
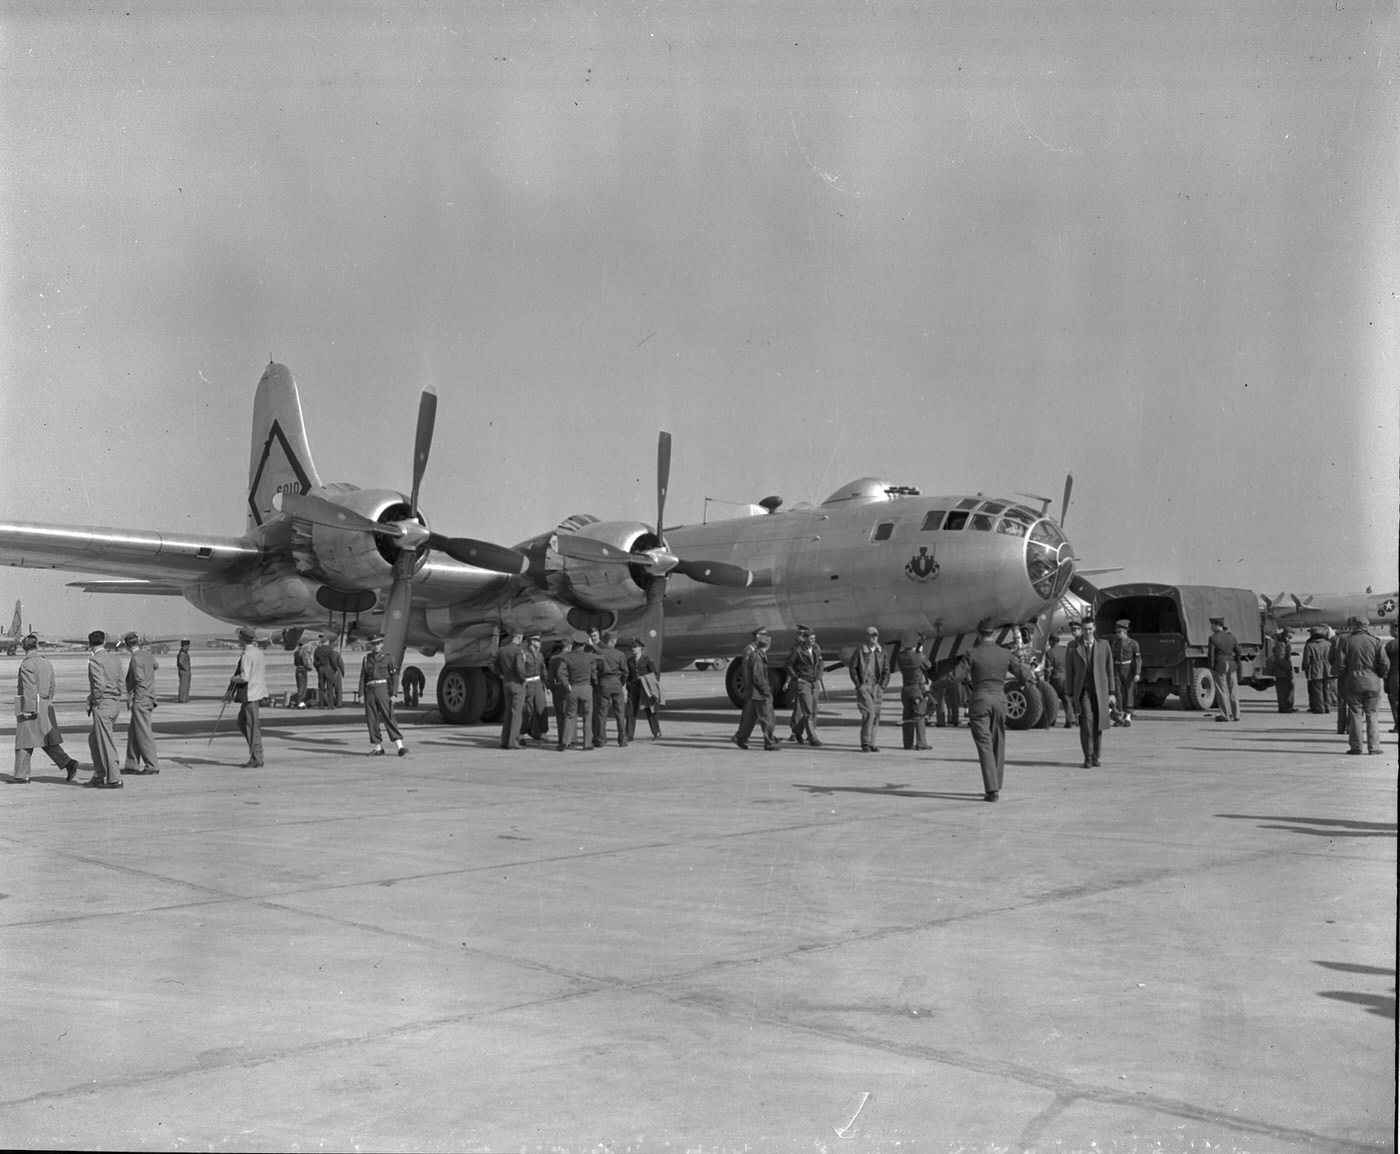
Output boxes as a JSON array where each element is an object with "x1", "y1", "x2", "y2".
[{"x1": 905, "y1": 546, "x2": 940, "y2": 583}]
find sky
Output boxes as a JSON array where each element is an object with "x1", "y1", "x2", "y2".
[{"x1": 2, "y1": 2, "x2": 1396, "y2": 638}]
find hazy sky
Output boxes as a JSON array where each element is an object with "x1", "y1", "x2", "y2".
[{"x1": 2, "y1": 2, "x2": 1396, "y2": 637}]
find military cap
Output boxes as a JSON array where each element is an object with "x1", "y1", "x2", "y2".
[
  {"x1": 1346, "y1": 615, "x2": 1365, "y2": 630},
  {"x1": 523, "y1": 631, "x2": 541, "y2": 641},
  {"x1": 236, "y1": 625, "x2": 257, "y2": 642},
  {"x1": 975, "y1": 616, "x2": 995, "y2": 634},
  {"x1": 122, "y1": 631, "x2": 139, "y2": 644},
  {"x1": 369, "y1": 635, "x2": 384, "y2": 646},
  {"x1": 1209, "y1": 616, "x2": 1225, "y2": 626},
  {"x1": 571, "y1": 630, "x2": 590, "y2": 644},
  {"x1": 751, "y1": 627, "x2": 770, "y2": 638},
  {"x1": 796, "y1": 623, "x2": 812, "y2": 634},
  {"x1": 88, "y1": 630, "x2": 106, "y2": 647},
  {"x1": 1115, "y1": 619, "x2": 1130, "y2": 629},
  {"x1": 180, "y1": 639, "x2": 191, "y2": 645}
]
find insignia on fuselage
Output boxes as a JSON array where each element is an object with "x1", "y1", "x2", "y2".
[{"x1": 905, "y1": 546, "x2": 940, "y2": 583}]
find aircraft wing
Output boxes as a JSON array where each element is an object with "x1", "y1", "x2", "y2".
[{"x1": 0, "y1": 519, "x2": 257, "y2": 586}]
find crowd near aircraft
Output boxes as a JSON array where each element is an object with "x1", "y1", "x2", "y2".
[
  {"x1": 0, "y1": 363, "x2": 1090, "y2": 722},
  {"x1": 1260, "y1": 590, "x2": 1398, "y2": 633}
]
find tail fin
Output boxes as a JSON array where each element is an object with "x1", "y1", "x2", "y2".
[
  {"x1": 7, "y1": 600, "x2": 19, "y2": 639},
  {"x1": 247, "y1": 363, "x2": 322, "y2": 532}
]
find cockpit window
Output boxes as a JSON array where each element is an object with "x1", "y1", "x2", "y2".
[
  {"x1": 981, "y1": 501, "x2": 1005, "y2": 515},
  {"x1": 943, "y1": 510, "x2": 969, "y2": 531},
  {"x1": 1025, "y1": 519, "x2": 1073, "y2": 600},
  {"x1": 955, "y1": 497, "x2": 980, "y2": 510},
  {"x1": 920, "y1": 510, "x2": 946, "y2": 531},
  {"x1": 995, "y1": 518, "x2": 1026, "y2": 537},
  {"x1": 970, "y1": 513, "x2": 994, "y2": 531},
  {"x1": 871, "y1": 521, "x2": 894, "y2": 542}
]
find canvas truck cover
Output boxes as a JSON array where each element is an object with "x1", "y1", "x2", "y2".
[{"x1": 1095, "y1": 584, "x2": 1263, "y2": 648}]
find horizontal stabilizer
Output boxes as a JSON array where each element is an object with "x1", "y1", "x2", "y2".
[{"x1": 66, "y1": 579, "x2": 184, "y2": 596}]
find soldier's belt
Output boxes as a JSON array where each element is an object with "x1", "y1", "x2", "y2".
[{"x1": 366, "y1": 679, "x2": 388, "y2": 685}]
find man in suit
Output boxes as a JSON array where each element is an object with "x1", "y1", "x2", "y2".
[
  {"x1": 121, "y1": 631, "x2": 161, "y2": 775},
  {"x1": 12, "y1": 633, "x2": 81, "y2": 784},
  {"x1": 1066, "y1": 616, "x2": 1115, "y2": 768},
  {"x1": 846, "y1": 626, "x2": 890, "y2": 752},
  {"x1": 85, "y1": 630, "x2": 126, "y2": 788},
  {"x1": 955, "y1": 617, "x2": 1032, "y2": 801}
]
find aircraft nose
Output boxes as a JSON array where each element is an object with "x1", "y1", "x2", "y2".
[{"x1": 1027, "y1": 519, "x2": 1074, "y2": 601}]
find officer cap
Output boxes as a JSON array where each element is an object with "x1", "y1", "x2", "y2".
[
  {"x1": 975, "y1": 617, "x2": 995, "y2": 634},
  {"x1": 236, "y1": 625, "x2": 257, "y2": 642},
  {"x1": 1209, "y1": 616, "x2": 1225, "y2": 626},
  {"x1": 796, "y1": 623, "x2": 812, "y2": 635},
  {"x1": 751, "y1": 627, "x2": 770, "y2": 638},
  {"x1": 368, "y1": 635, "x2": 384, "y2": 646},
  {"x1": 21, "y1": 633, "x2": 38, "y2": 650},
  {"x1": 1308, "y1": 626, "x2": 1325, "y2": 637},
  {"x1": 88, "y1": 629, "x2": 106, "y2": 647},
  {"x1": 571, "y1": 630, "x2": 590, "y2": 644},
  {"x1": 1115, "y1": 619, "x2": 1130, "y2": 629},
  {"x1": 524, "y1": 632, "x2": 540, "y2": 641},
  {"x1": 180, "y1": 639, "x2": 190, "y2": 645},
  {"x1": 122, "y1": 631, "x2": 139, "y2": 644},
  {"x1": 1048, "y1": 634, "x2": 1060, "y2": 645}
]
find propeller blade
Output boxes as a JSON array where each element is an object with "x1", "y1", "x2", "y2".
[
  {"x1": 672, "y1": 557, "x2": 753, "y2": 588},
  {"x1": 428, "y1": 532, "x2": 530, "y2": 575},
  {"x1": 276, "y1": 492, "x2": 404, "y2": 539},
  {"x1": 1069, "y1": 573, "x2": 1100, "y2": 604},
  {"x1": 410, "y1": 386, "x2": 438, "y2": 517},
  {"x1": 382, "y1": 553, "x2": 417, "y2": 670},
  {"x1": 554, "y1": 535, "x2": 636, "y2": 565},
  {"x1": 656, "y1": 431, "x2": 672, "y2": 547},
  {"x1": 640, "y1": 576, "x2": 666, "y2": 667},
  {"x1": 1059, "y1": 473, "x2": 1073, "y2": 526}
]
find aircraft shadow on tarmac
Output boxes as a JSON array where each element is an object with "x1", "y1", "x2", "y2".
[
  {"x1": 1313, "y1": 961, "x2": 1397, "y2": 1020},
  {"x1": 793, "y1": 781, "x2": 988, "y2": 801},
  {"x1": 1214, "y1": 813, "x2": 1397, "y2": 838}
]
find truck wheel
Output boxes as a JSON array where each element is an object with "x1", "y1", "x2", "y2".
[
  {"x1": 1006, "y1": 679, "x2": 1044, "y2": 730},
  {"x1": 437, "y1": 666, "x2": 486, "y2": 725},
  {"x1": 1036, "y1": 681, "x2": 1060, "y2": 728},
  {"x1": 1183, "y1": 666, "x2": 1216, "y2": 712}
]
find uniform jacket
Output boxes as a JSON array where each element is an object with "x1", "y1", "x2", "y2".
[
  {"x1": 846, "y1": 643, "x2": 889, "y2": 690},
  {"x1": 16, "y1": 652, "x2": 62, "y2": 748},
  {"x1": 1111, "y1": 635, "x2": 1142, "y2": 680},
  {"x1": 743, "y1": 645, "x2": 773, "y2": 700},
  {"x1": 957, "y1": 641, "x2": 1030, "y2": 704},
  {"x1": 1207, "y1": 629, "x2": 1240, "y2": 675},
  {"x1": 787, "y1": 641, "x2": 824, "y2": 684},
  {"x1": 233, "y1": 644, "x2": 268, "y2": 701},
  {"x1": 493, "y1": 642, "x2": 524, "y2": 683},
  {"x1": 177, "y1": 648, "x2": 192, "y2": 675},
  {"x1": 313, "y1": 643, "x2": 335, "y2": 675},
  {"x1": 1386, "y1": 637, "x2": 1399, "y2": 694},
  {"x1": 360, "y1": 651, "x2": 399, "y2": 694},
  {"x1": 560, "y1": 649, "x2": 598, "y2": 692},
  {"x1": 1334, "y1": 629, "x2": 1389, "y2": 696},
  {"x1": 895, "y1": 645, "x2": 931, "y2": 688},
  {"x1": 88, "y1": 648, "x2": 126, "y2": 708},
  {"x1": 520, "y1": 647, "x2": 545, "y2": 681},
  {"x1": 1300, "y1": 636, "x2": 1331, "y2": 680},
  {"x1": 1065, "y1": 636, "x2": 1115, "y2": 728},
  {"x1": 125, "y1": 648, "x2": 159, "y2": 701},
  {"x1": 595, "y1": 645, "x2": 629, "y2": 686},
  {"x1": 1270, "y1": 636, "x2": 1294, "y2": 678}
]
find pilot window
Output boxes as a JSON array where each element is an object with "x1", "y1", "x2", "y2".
[
  {"x1": 970, "y1": 512, "x2": 994, "y2": 531},
  {"x1": 920, "y1": 510, "x2": 946, "y2": 531},
  {"x1": 981, "y1": 501, "x2": 1006, "y2": 515},
  {"x1": 871, "y1": 522, "x2": 895, "y2": 542},
  {"x1": 943, "y1": 510, "x2": 969, "y2": 531},
  {"x1": 995, "y1": 518, "x2": 1026, "y2": 537},
  {"x1": 955, "y1": 497, "x2": 980, "y2": 510}
]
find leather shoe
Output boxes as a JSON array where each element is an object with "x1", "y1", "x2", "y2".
[
  {"x1": 1092, "y1": 757, "x2": 1101, "y2": 767},
  {"x1": 1082, "y1": 759, "x2": 1092, "y2": 769},
  {"x1": 397, "y1": 747, "x2": 408, "y2": 757},
  {"x1": 238, "y1": 760, "x2": 264, "y2": 768},
  {"x1": 84, "y1": 777, "x2": 107, "y2": 788},
  {"x1": 10, "y1": 777, "x2": 31, "y2": 784},
  {"x1": 731, "y1": 737, "x2": 749, "y2": 750},
  {"x1": 101, "y1": 780, "x2": 124, "y2": 789},
  {"x1": 65, "y1": 761, "x2": 80, "y2": 782},
  {"x1": 984, "y1": 790, "x2": 998, "y2": 802},
  {"x1": 808, "y1": 739, "x2": 823, "y2": 748},
  {"x1": 869, "y1": 746, "x2": 881, "y2": 752}
]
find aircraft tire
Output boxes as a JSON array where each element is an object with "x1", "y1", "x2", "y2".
[
  {"x1": 1035, "y1": 681, "x2": 1059, "y2": 728},
  {"x1": 437, "y1": 665, "x2": 487, "y2": 725},
  {"x1": 480, "y1": 670, "x2": 505, "y2": 724},
  {"x1": 724, "y1": 657, "x2": 745, "y2": 708},
  {"x1": 1005, "y1": 679, "x2": 1043, "y2": 730},
  {"x1": 1183, "y1": 666, "x2": 1216, "y2": 712},
  {"x1": 770, "y1": 667, "x2": 791, "y2": 710}
]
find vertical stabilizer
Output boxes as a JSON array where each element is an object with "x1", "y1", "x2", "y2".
[
  {"x1": 247, "y1": 363, "x2": 322, "y2": 532},
  {"x1": 7, "y1": 600, "x2": 20, "y2": 638}
]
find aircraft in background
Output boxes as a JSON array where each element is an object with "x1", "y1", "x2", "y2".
[
  {"x1": 1260, "y1": 590, "x2": 1398, "y2": 632},
  {"x1": 0, "y1": 362, "x2": 1092, "y2": 722},
  {"x1": 0, "y1": 599, "x2": 21, "y2": 654}
]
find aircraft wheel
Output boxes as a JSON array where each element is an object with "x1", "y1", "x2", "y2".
[
  {"x1": 438, "y1": 665, "x2": 486, "y2": 725},
  {"x1": 724, "y1": 656, "x2": 745, "y2": 708},
  {"x1": 769, "y1": 667, "x2": 791, "y2": 710},
  {"x1": 480, "y1": 670, "x2": 504, "y2": 723},
  {"x1": 1005, "y1": 679, "x2": 1044, "y2": 730},
  {"x1": 1183, "y1": 666, "x2": 1216, "y2": 712},
  {"x1": 1035, "y1": 681, "x2": 1059, "y2": 728}
]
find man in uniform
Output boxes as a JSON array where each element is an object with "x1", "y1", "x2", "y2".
[
  {"x1": 12, "y1": 633, "x2": 81, "y2": 784},
  {"x1": 625, "y1": 638, "x2": 663, "y2": 741},
  {"x1": 121, "y1": 631, "x2": 161, "y2": 775},
  {"x1": 1270, "y1": 629, "x2": 1296, "y2": 713},
  {"x1": 592, "y1": 630, "x2": 630, "y2": 748},
  {"x1": 732, "y1": 628, "x2": 779, "y2": 751},
  {"x1": 547, "y1": 639, "x2": 573, "y2": 748},
  {"x1": 1208, "y1": 616, "x2": 1242, "y2": 722},
  {"x1": 359, "y1": 636, "x2": 406, "y2": 757},
  {"x1": 520, "y1": 633, "x2": 548, "y2": 743},
  {"x1": 1109, "y1": 619, "x2": 1141, "y2": 727},
  {"x1": 1301, "y1": 627, "x2": 1332, "y2": 714},
  {"x1": 314, "y1": 636, "x2": 335, "y2": 707},
  {"x1": 328, "y1": 637, "x2": 346, "y2": 708},
  {"x1": 292, "y1": 639, "x2": 314, "y2": 708},
  {"x1": 1044, "y1": 632, "x2": 1075, "y2": 730},
  {"x1": 1066, "y1": 615, "x2": 1115, "y2": 768},
  {"x1": 227, "y1": 624, "x2": 267, "y2": 767},
  {"x1": 559, "y1": 632, "x2": 598, "y2": 750},
  {"x1": 1385, "y1": 623, "x2": 1399, "y2": 733},
  {"x1": 401, "y1": 664, "x2": 426, "y2": 709},
  {"x1": 955, "y1": 617, "x2": 1032, "y2": 801},
  {"x1": 846, "y1": 626, "x2": 889, "y2": 752},
  {"x1": 785, "y1": 625, "x2": 824, "y2": 747},
  {"x1": 175, "y1": 639, "x2": 193, "y2": 703},
  {"x1": 494, "y1": 627, "x2": 528, "y2": 749},
  {"x1": 1334, "y1": 616, "x2": 1389, "y2": 755},
  {"x1": 85, "y1": 629, "x2": 125, "y2": 788},
  {"x1": 895, "y1": 631, "x2": 933, "y2": 750}
]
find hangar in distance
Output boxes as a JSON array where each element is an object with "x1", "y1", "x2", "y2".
[{"x1": 0, "y1": 363, "x2": 1088, "y2": 723}]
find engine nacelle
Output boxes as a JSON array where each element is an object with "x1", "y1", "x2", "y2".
[
  {"x1": 189, "y1": 566, "x2": 321, "y2": 626},
  {"x1": 302, "y1": 487, "x2": 428, "y2": 590},
  {"x1": 555, "y1": 519, "x2": 657, "y2": 613}
]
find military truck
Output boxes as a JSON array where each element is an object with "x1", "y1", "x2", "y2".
[{"x1": 1092, "y1": 583, "x2": 1266, "y2": 711}]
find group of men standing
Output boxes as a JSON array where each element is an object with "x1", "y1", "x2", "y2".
[{"x1": 291, "y1": 636, "x2": 347, "y2": 708}]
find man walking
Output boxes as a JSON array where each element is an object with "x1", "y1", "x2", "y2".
[
  {"x1": 227, "y1": 625, "x2": 267, "y2": 768},
  {"x1": 1110, "y1": 619, "x2": 1141, "y2": 726},
  {"x1": 955, "y1": 618, "x2": 1032, "y2": 801},
  {"x1": 85, "y1": 630, "x2": 125, "y2": 788},
  {"x1": 785, "y1": 625, "x2": 824, "y2": 746},
  {"x1": 12, "y1": 633, "x2": 81, "y2": 784},
  {"x1": 847, "y1": 626, "x2": 889, "y2": 752},
  {"x1": 121, "y1": 631, "x2": 161, "y2": 775},
  {"x1": 733, "y1": 628, "x2": 779, "y2": 751},
  {"x1": 359, "y1": 636, "x2": 406, "y2": 757},
  {"x1": 1208, "y1": 616, "x2": 1241, "y2": 722},
  {"x1": 1334, "y1": 616, "x2": 1389, "y2": 755},
  {"x1": 1066, "y1": 616, "x2": 1115, "y2": 768}
]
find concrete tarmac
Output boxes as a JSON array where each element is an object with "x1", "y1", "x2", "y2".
[{"x1": 1, "y1": 653, "x2": 1394, "y2": 1152}]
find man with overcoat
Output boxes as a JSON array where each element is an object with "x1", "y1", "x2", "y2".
[
  {"x1": 175, "y1": 639, "x2": 193, "y2": 703},
  {"x1": 13, "y1": 633, "x2": 81, "y2": 784},
  {"x1": 1066, "y1": 616, "x2": 1115, "y2": 768},
  {"x1": 1300, "y1": 627, "x2": 1332, "y2": 714}
]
